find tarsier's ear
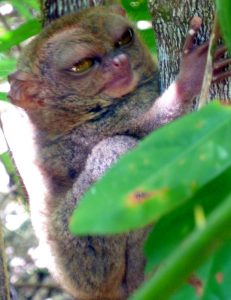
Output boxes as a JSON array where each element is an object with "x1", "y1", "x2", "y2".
[
  {"x1": 8, "y1": 70, "x2": 45, "y2": 109},
  {"x1": 109, "y1": 5, "x2": 126, "y2": 17}
]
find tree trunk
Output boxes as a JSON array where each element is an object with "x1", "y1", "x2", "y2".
[
  {"x1": 41, "y1": 0, "x2": 116, "y2": 25},
  {"x1": 148, "y1": 0, "x2": 230, "y2": 101}
]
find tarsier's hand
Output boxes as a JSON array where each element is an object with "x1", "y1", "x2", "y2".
[
  {"x1": 142, "y1": 17, "x2": 231, "y2": 132},
  {"x1": 178, "y1": 16, "x2": 231, "y2": 99}
]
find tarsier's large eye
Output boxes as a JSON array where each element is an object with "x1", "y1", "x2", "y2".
[
  {"x1": 70, "y1": 58, "x2": 94, "y2": 73},
  {"x1": 115, "y1": 28, "x2": 134, "y2": 48}
]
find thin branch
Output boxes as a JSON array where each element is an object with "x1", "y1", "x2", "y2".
[
  {"x1": 198, "y1": 15, "x2": 220, "y2": 108},
  {"x1": 0, "y1": 218, "x2": 11, "y2": 300},
  {"x1": 14, "y1": 282, "x2": 62, "y2": 290}
]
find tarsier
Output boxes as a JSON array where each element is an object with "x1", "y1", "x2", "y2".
[{"x1": 2, "y1": 5, "x2": 231, "y2": 300}]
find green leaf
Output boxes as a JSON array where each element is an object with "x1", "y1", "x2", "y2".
[
  {"x1": 70, "y1": 102, "x2": 231, "y2": 235},
  {"x1": 0, "y1": 152, "x2": 18, "y2": 184},
  {"x1": 139, "y1": 28, "x2": 156, "y2": 54},
  {"x1": 129, "y1": 193, "x2": 231, "y2": 300},
  {"x1": 0, "y1": 58, "x2": 16, "y2": 78},
  {"x1": 0, "y1": 92, "x2": 8, "y2": 102},
  {"x1": 122, "y1": 0, "x2": 151, "y2": 22},
  {"x1": 0, "y1": 19, "x2": 41, "y2": 52},
  {"x1": 216, "y1": 0, "x2": 231, "y2": 53},
  {"x1": 160, "y1": 241, "x2": 231, "y2": 300},
  {"x1": 0, "y1": 152, "x2": 14, "y2": 175},
  {"x1": 21, "y1": 0, "x2": 40, "y2": 11},
  {"x1": 122, "y1": 0, "x2": 156, "y2": 53},
  {"x1": 144, "y1": 167, "x2": 231, "y2": 274},
  {"x1": 0, "y1": 151, "x2": 25, "y2": 202},
  {"x1": 10, "y1": 0, "x2": 33, "y2": 20},
  {"x1": 201, "y1": 241, "x2": 231, "y2": 300}
]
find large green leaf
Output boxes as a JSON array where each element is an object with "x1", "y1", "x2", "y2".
[
  {"x1": 201, "y1": 241, "x2": 231, "y2": 300},
  {"x1": 163, "y1": 240, "x2": 231, "y2": 300},
  {"x1": 70, "y1": 102, "x2": 231, "y2": 235},
  {"x1": 143, "y1": 168, "x2": 231, "y2": 297},
  {"x1": 145, "y1": 167, "x2": 231, "y2": 273},
  {"x1": 216, "y1": 0, "x2": 231, "y2": 53},
  {"x1": 0, "y1": 19, "x2": 41, "y2": 52},
  {"x1": 129, "y1": 193, "x2": 231, "y2": 300}
]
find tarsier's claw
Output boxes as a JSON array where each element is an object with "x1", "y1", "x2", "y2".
[
  {"x1": 213, "y1": 71, "x2": 231, "y2": 83},
  {"x1": 213, "y1": 46, "x2": 231, "y2": 82},
  {"x1": 183, "y1": 16, "x2": 202, "y2": 55},
  {"x1": 214, "y1": 45, "x2": 227, "y2": 59},
  {"x1": 213, "y1": 58, "x2": 231, "y2": 71}
]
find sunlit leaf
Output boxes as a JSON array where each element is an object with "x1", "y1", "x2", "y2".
[
  {"x1": 216, "y1": 0, "x2": 231, "y2": 53},
  {"x1": 0, "y1": 58, "x2": 16, "y2": 78},
  {"x1": 10, "y1": 0, "x2": 33, "y2": 20},
  {"x1": 121, "y1": 0, "x2": 156, "y2": 53},
  {"x1": 0, "y1": 92, "x2": 8, "y2": 102},
  {"x1": 70, "y1": 102, "x2": 231, "y2": 235},
  {"x1": 21, "y1": 0, "x2": 40, "y2": 11},
  {"x1": 145, "y1": 168, "x2": 231, "y2": 273},
  {"x1": 130, "y1": 193, "x2": 231, "y2": 300},
  {"x1": 0, "y1": 19, "x2": 41, "y2": 52}
]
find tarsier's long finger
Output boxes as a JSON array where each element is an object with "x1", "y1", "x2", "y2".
[
  {"x1": 212, "y1": 70, "x2": 231, "y2": 83},
  {"x1": 214, "y1": 45, "x2": 227, "y2": 60},
  {"x1": 183, "y1": 16, "x2": 202, "y2": 55},
  {"x1": 197, "y1": 41, "x2": 209, "y2": 54},
  {"x1": 213, "y1": 58, "x2": 231, "y2": 72}
]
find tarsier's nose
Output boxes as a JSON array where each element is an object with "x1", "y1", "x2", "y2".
[{"x1": 112, "y1": 54, "x2": 129, "y2": 69}]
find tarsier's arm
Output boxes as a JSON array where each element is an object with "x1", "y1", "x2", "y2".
[
  {"x1": 140, "y1": 16, "x2": 230, "y2": 133},
  {"x1": 3, "y1": 6, "x2": 231, "y2": 300}
]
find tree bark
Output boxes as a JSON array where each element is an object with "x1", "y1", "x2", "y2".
[
  {"x1": 41, "y1": 0, "x2": 116, "y2": 25},
  {"x1": 148, "y1": 0, "x2": 230, "y2": 101}
]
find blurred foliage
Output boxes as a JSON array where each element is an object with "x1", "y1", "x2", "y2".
[
  {"x1": 0, "y1": 0, "x2": 41, "y2": 206},
  {"x1": 121, "y1": 0, "x2": 156, "y2": 52},
  {"x1": 0, "y1": 19, "x2": 41, "y2": 52},
  {"x1": 1, "y1": 1, "x2": 231, "y2": 300},
  {"x1": 216, "y1": 0, "x2": 231, "y2": 54},
  {"x1": 0, "y1": 0, "x2": 40, "y2": 104}
]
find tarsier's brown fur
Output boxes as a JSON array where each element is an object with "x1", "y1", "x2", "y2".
[{"x1": 2, "y1": 5, "x2": 230, "y2": 300}]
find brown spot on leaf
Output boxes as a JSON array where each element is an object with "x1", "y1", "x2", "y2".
[
  {"x1": 188, "y1": 275, "x2": 203, "y2": 296},
  {"x1": 195, "y1": 120, "x2": 205, "y2": 129},
  {"x1": 127, "y1": 188, "x2": 167, "y2": 206},
  {"x1": 216, "y1": 272, "x2": 223, "y2": 284}
]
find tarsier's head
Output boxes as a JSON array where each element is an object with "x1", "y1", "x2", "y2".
[{"x1": 8, "y1": 6, "x2": 156, "y2": 130}]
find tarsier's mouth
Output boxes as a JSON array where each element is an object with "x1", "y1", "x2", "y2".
[{"x1": 102, "y1": 72, "x2": 139, "y2": 98}]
